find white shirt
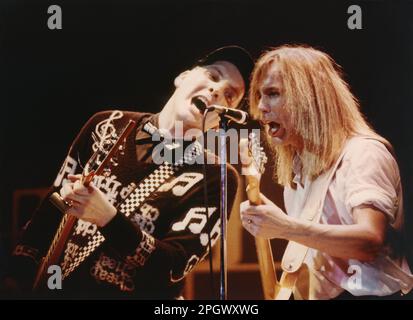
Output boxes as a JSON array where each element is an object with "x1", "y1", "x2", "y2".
[{"x1": 284, "y1": 137, "x2": 413, "y2": 299}]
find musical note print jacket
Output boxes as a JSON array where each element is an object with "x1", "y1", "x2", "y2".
[{"x1": 11, "y1": 110, "x2": 239, "y2": 299}]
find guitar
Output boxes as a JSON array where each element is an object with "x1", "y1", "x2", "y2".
[
  {"x1": 240, "y1": 132, "x2": 279, "y2": 299},
  {"x1": 32, "y1": 119, "x2": 136, "y2": 290},
  {"x1": 240, "y1": 132, "x2": 303, "y2": 300}
]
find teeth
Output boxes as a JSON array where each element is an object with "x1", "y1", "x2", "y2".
[
  {"x1": 269, "y1": 122, "x2": 280, "y2": 132},
  {"x1": 197, "y1": 96, "x2": 208, "y2": 105},
  {"x1": 267, "y1": 122, "x2": 281, "y2": 136}
]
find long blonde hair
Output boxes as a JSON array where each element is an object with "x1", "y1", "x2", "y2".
[{"x1": 250, "y1": 45, "x2": 389, "y2": 187}]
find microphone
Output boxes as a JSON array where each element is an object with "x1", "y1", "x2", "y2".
[
  {"x1": 192, "y1": 97, "x2": 249, "y2": 125},
  {"x1": 207, "y1": 105, "x2": 249, "y2": 125}
]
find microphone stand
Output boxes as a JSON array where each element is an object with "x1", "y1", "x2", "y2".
[{"x1": 218, "y1": 115, "x2": 229, "y2": 300}]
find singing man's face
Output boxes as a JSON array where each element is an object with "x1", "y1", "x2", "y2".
[
  {"x1": 172, "y1": 61, "x2": 245, "y2": 131},
  {"x1": 256, "y1": 62, "x2": 302, "y2": 150}
]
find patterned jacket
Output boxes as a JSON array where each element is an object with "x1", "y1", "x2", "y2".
[{"x1": 11, "y1": 110, "x2": 239, "y2": 299}]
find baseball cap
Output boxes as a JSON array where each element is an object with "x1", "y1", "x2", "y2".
[{"x1": 196, "y1": 45, "x2": 254, "y2": 91}]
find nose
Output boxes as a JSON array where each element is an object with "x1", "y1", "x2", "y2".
[
  {"x1": 209, "y1": 86, "x2": 228, "y2": 107},
  {"x1": 209, "y1": 83, "x2": 228, "y2": 106},
  {"x1": 257, "y1": 98, "x2": 270, "y2": 113},
  {"x1": 209, "y1": 87, "x2": 218, "y2": 101}
]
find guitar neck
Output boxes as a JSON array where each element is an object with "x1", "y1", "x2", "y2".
[
  {"x1": 245, "y1": 175, "x2": 279, "y2": 300},
  {"x1": 32, "y1": 213, "x2": 77, "y2": 290},
  {"x1": 245, "y1": 176, "x2": 262, "y2": 205},
  {"x1": 33, "y1": 119, "x2": 136, "y2": 291}
]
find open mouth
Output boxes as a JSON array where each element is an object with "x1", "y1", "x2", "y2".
[
  {"x1": 266, "y1": 121, "x2": 283, "y2": 138},
  {"x1": 191, "y1": 96, "x2": 209, "y2": 113}
]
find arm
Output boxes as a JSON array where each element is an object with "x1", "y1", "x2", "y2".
[
  {"x1": 9, "y1": 112, "x2": 107, "y2": 288},
  {"x1": 241, "y1": 139, "x2": 400, "y2": 263},
  {"x1": 241, "y1": 195, "x2": 387, "y2": 262}
]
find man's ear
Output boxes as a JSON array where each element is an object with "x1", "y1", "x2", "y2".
[{"x1": 174, "y1": 70, "x2": 191, "y2": 88}]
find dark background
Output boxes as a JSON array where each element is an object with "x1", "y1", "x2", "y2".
[{"x1": 0, "y1": 0, "x2": 412, "y2": 279}]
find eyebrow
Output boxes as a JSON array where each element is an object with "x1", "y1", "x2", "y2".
[
  {"x1": 262, "y1": 85, "x2": 281, "y2": 91},
  {"x1": 209, "y1": 65, "x2": 224, "y2": 78}
]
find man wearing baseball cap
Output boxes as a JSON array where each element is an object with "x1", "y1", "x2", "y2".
[{"x1": 8, "y1": 46, "x2": 253, "y2": 299}]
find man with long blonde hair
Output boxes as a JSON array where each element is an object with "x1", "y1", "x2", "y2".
[{"x1": 241, "y1": 45, "x2": 413, "y2": 299}]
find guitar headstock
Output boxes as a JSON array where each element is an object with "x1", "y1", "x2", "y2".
[
  {"x1": 248, "y1": 131, "x2": 267, "y2": 175},
  {"x1": 240, "y1": 130, "x2": 267, "y2": 177},
  {"x1": 83, "y1": 119, "x2": 135, "y2": 184}
]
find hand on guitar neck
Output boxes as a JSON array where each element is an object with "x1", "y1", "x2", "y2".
[
  {"x1": 239, "y1": 133, "x2": 280, "y2": 300},
  {"x1": 239, "y1": 133, "x2": 289, "y2": 240},
  {"x1": 33, "y1": 119, "x2": 135, "y2": 291},
  {"x1": 51, "y1": 119, "x2": 135, "y2": 227},
  {"x1": 240, "y1": 132, "x2": 299, "y2": 300},
  {"x1": 59, "y1": 174, "x2": 117, "y2": 227}
]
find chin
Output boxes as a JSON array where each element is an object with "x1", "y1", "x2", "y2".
[
  {"x1": 176, "y1": 110, "x2": 195, "y2": 124},
  {"x1": 265, "y1": 132, "x2": 286, "y2": 146},
  {"x1": 183, "y1": 117, "x2": 202, "y2": 132},
  {"x1": 270, "y1": 138, "x2": 286, "y2": 146}
]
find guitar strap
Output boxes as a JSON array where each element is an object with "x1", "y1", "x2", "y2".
[{"x1": 276, "y1": 136, "x2": 370, "y2": 300}]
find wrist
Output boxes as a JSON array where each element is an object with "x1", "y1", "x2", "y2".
[
  {"x1": 283, "y1": 216, "x2": 311, "y2": 241},
  {"x1": 98, "y1": 206, "x2": 117, "y2": 227}
]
